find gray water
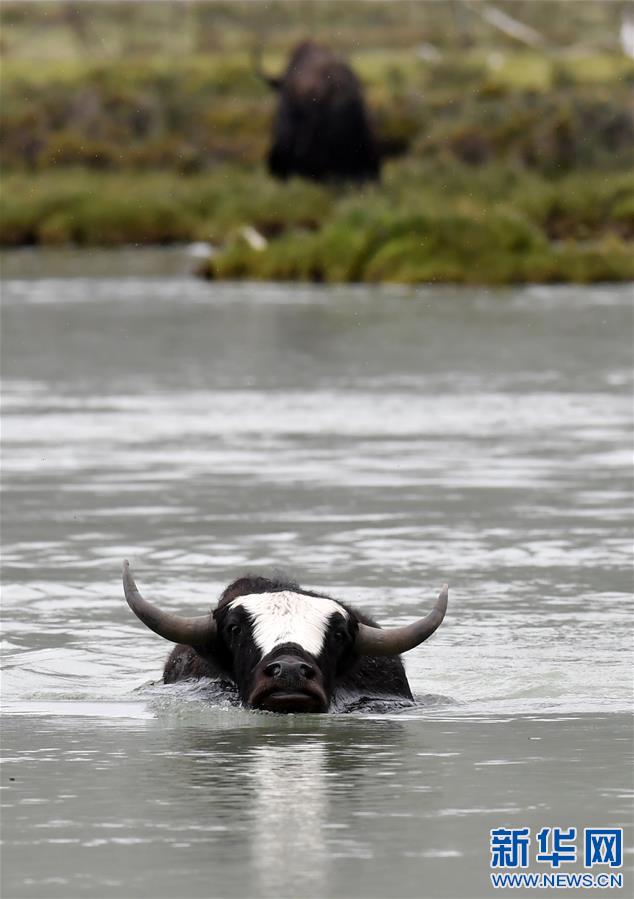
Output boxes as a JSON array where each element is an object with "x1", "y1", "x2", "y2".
[{"x1": 1, "y1": 249, "x2": 633, "y2": 898}]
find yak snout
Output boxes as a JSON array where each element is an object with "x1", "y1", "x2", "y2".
[{"x1": 249, "y1": 651, "x2": 328, "y2": 713}]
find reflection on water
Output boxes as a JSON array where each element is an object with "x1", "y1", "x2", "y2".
[
  {"x1": 1, "y1": 253, "x2": 632, "y2": 898},
  {"x1": 249, "y1": 741, "x2": 329, "y2": 895},
  {"x1": 2, "y1": 712, "x2": 631, "y2": 899}
]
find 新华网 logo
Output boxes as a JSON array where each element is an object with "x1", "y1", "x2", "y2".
[{"x1": 489, "y1": 826, "x2": 624, "y2": 890}]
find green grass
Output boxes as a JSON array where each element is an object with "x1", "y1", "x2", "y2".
[
  {"x1": 3, "y1": 164, "x2": 632, "y2": 284},
  {"x1": 1, "y1": 1, "x2": 632, "y2": 284},
  {"x1": 0, "y1": 168, "x2": 334, "y2": 246},
  {"x1": 2, "y1": 46, "x2": 632, "y2": 175},
  {"x1": 204, "y1": 165, "x2": 634, "y2": 285}
]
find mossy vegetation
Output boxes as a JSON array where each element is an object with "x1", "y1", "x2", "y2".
[
  {"x1": 4, "y1": 165, "x2": 631, "y2": 284},
  {"x1": 202, "y1": 166, "x2": 634, "y2": 285},
  {"x1": 1, "y1": 1, "x2": 633, "y2": 284}
]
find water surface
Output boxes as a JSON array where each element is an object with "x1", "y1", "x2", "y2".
[{"x1": 2, "y1": 250, "x2": 632, "y2": 897}]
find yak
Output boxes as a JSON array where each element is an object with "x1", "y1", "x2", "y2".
[
  {"x1": 256, "y1": 41, "x2": 381, "y2": 183},
  {"x1": 122, "y1": 560, "x2": 448, "y2": 713}
]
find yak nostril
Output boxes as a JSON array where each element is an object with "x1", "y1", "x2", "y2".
[
  {"x1": 263, "y1": 660, "x2": 315, "y2": 680},
  {"x1": 264, "y1": 662, "x2": 282, "y2": 679}
]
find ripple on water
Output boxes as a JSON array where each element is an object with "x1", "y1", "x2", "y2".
[{"x1": 1, "y1": 276, "x2": 632, "y2": 721}]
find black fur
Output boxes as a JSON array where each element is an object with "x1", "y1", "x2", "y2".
[
  {"x1": 163, "y1": 575, "x2": 412, "y2": 711},
  {"x1": 265, "y1": 42, "x2": 380, "y2": 184}
]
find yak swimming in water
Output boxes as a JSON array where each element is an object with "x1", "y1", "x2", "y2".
[
  {"x1": 255, "y1": 41, "x2": 381, "y2": 184},
  {"x1": 122, "y1": 561, "x2": 448, "y2": 713}
]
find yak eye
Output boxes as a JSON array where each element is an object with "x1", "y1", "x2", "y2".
[
  {"x1": 228, "y1": 624, "x2": 241, "y2": 638},
  {"x1": 334, "y1": 629, "x2": 347, "y2": 642}
]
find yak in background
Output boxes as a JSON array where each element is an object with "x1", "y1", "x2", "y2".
[{"x1": 255, "y1": 41, "x2": 381, "y2": 183}]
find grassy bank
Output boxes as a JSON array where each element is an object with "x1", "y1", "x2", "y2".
[
  {"x1": 3, "y1": 164, "x2": 633, "y2": 284},
  {"x1": 3, "y1": 52, "x2": 632, "y2": 174},
  {"x1": 1, "y1": 1, "x2": 632, "y2": 283}
]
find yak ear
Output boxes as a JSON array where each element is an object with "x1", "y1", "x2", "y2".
[{"x1": 163, "y1": 643, "x2": 225, "y2": 684}]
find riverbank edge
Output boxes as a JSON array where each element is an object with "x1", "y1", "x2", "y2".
[{"x1": 3, "y1": 166, "x2": 633, "y2": 285}]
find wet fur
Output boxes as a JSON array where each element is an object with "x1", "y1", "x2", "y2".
[{"x1": 163, "y1": 575, "x2": 412, "y2": 706}]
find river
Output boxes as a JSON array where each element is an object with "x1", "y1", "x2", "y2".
[{"x1": 1, "y1": 249, "x2": 632, "y2": 898}]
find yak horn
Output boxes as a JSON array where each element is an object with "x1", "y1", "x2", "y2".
[
  {"x1": 355, "y1": 584, "x2": 448, "y2": 656},
  {"x1": 122, "y1": 560, "x2": 216, "y2": 646}
]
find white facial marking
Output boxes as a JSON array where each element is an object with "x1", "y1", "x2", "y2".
[{"x1": 229, "y1": 591, "x2": 348, "y2": 658}]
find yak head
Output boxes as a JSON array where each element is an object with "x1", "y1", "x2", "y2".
[{"x1": 122, "y1": 561, "x2": 447, "y2": 713}]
